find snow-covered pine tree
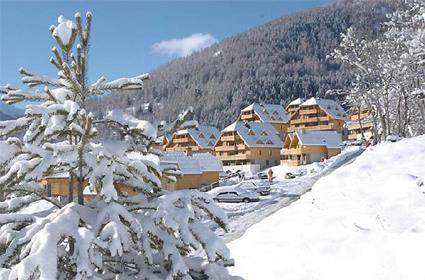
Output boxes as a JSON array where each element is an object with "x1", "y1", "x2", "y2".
[{"x1": 0, "y1": 12, "x2": 236, "y2": 279}]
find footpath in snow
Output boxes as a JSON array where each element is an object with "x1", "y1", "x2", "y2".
[
  {"x1": 216, "y1": 146, "x2": 364, "y2": 242},
  {"x1": 228, "y1": 136, "x2": 425, "y2": 280}
]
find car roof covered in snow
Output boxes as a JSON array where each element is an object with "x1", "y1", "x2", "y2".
[
  {"x1": 241, "y1": 103, "x2": 289, "y2": 123},
  {"x1": 300, "y1": 97, "x2": 347, "y2": 120},
  {"x1": 295, "y1": 130, "x2": 343, "y2": 149},
  {"x1": 222, "y1": 121, "x2": 283, "y2": 148}
]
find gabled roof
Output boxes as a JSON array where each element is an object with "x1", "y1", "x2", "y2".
[
  {"x1": 174, "y1": 125, "x2": 220, "y2": 149},
  {"x1": 160, "y1": 152, "x2": 223, "y2": 175},
  {"x1": 294, "y1": 130, "x2": 342, "y2": 149},
  {"x1": 241, "y1": 103, "x2": 289, "y2": 123},
  {"x1": 287, "y1": 98, "x2": 305, "y2": 107},
  {"x1": 301, "y1": 97, "x2": 347, "y2": 120},
  {"x1": 222, "y1": 121, "x2": 283, "y2": 148},
  {"x1": 191, "y1": 153, "x2": 224, "y2": 172}
]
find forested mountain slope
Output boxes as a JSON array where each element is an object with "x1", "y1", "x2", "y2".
[{"x1": 87, "y1": 0, "x2": 395, "y2": 129}]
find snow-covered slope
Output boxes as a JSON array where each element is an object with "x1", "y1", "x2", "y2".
[{"x1": 228, "y1": 136, "x2": 425, "y2": 280}]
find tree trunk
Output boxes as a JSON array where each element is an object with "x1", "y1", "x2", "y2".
[
  {"x1": 68, "y1": 134, "x2": 74, "y2": 204},
  {"x1": 357, "y1": 105, "x2": 365, "y2": 140}
]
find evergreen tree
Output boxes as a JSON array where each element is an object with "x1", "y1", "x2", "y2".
[{"x1": 0, "y1": 12, "x2": 235, "y2": 279}]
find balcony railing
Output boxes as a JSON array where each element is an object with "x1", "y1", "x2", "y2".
[
  {"x1": 281, "y1": 148, "x2": 303, "y2": 155},
  {"x1": 221, "y1": 135, "x2": 237, "y2": 142},
  {"x1": 218, "y1": 154, "x2": 249, "y2": 161},
  {"x1": 287, "y1": 124, "x2": 334, "y2": 132},
  {"x1": 173, "y1": 137, "x2": 191, "y2": 143},
  {"x1": 299, "y1": 108, "x2": 320, "y2": 115},
  {"x1": 215, "y1": 145, "x2": 236, "y2": 152}
]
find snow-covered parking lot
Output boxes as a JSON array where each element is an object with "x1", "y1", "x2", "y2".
[{"x1": 214, "y1": 146, "x2": 365, "y2": 242}]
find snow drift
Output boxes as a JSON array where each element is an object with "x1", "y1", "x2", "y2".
[{"x1": 229, "y1": 136, "x2": 425, "y2": 280}]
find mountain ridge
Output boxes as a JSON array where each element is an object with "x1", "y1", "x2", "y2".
[{"x1": 87, "y1": 0, "x2": 395, "y2": 130}]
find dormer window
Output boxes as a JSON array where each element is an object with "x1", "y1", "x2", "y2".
[
  {"x1": 266, "y1": 139, "x2": 274, "y2": 144},
  {"x1": 248, "y1": 129, "x2": 255, "y2": 136},
  {"x1": 256, "y1": 139, "x2": 264, "y2": 144},
  {"x1": 198, "y1": 133, "x2": 205, "y2": 139},
  {"x1": 261, "y1": 131, "x2": 268, "y2": 136}
]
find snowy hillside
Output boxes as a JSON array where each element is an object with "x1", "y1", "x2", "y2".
[{"x1": 228, "y1": 136, "x2": 425, "y2": 280}]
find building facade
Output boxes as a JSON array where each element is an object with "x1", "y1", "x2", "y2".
[
  {"x1": 214, "y1": 121, "x2": 283, "y2": 173},
  {"x1": 287, "y1": 97, "x2": 347, "y2": 134},
  {"x1": 238, "y1": 103, "x2": 289, "y2": 139},
  {"x1": 346, "y1": 107, "x2": 373, "y2": 141},
  {"x1": 281, "y1": 130, "x2": 342, "y2": 166},
  {"x1": 164, "y1": 121, "x2": 220, "y2": 154},
  {"x1": 160, "y1": 152, "x2": 223, "y2": 190}
]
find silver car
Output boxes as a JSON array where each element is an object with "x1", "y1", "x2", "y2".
[
  {"x1": 212, "y1": 189, "x2": 260, "y2": 203},
  {"x1": 236, "y1": 181, "x2": 271, "y2": 196}
]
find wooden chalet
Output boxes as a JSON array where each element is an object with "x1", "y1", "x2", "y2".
[
  {"x1": 164, "y1": 121, "x2": 220, "y2": 154},
  {"x1": 286, "y1": 98, "x2": 305, "y2": 117},
  {"x1": 214, "y1": 121, "x2": 283, "y2": 173},
  {"x1": 160, "y1": 152, "x2": 223, "y2": 191},
  {"x1": 239, "y1": 103, "x2": 289, "y2": 139},
  {"x1": 281, "y1": 130, "x2": 342, "y2": 166},
  {"x1": 287, "y1": 97, "x2": 347, "y2": 134}
]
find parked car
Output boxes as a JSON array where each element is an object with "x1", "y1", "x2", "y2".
[
  {"x1": 210, "y1": 188, "x2": 260, "y2": 203},
  {"x1": 236, "y1": 181, "x2": 271, "y2": 196},
  {"x1": 284, "y1": 172, "x2": 296, "y2": 179},
  {"x1": 257, "y1": 172, "x2": 268, "y2": 180}
]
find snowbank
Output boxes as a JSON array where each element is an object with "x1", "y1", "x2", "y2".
[
  {"x1": 268, "y1": 146, "x2": 362, "y2": 180},
  {"x1": 229, "y1": 136, "x2": 425, "y2": 280}
]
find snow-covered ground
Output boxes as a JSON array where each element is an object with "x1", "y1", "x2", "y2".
[
  {"x1": 228, "y1": 136, "x2": 425, "y2": 280},
  {"x1": 215, "y1": 146, "x2": 364, "y2": 242}
]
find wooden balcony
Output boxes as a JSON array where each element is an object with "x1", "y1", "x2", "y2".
[
  {"x1": 221, "y1": 135, "x2": 237, "y2": 142},
  {"x1": 299, "y1": 108, "x2": 321, "y2": 115},
  {"x1": 287, "y1": 124, "x2": 334, "y2": 133},
  {"x1": 347, "y1": 122, "x2": 373, "y2": 130},
  {"x1": 281, "y1": 148, "x2": 303, "y2": 155},
  {"x1": 215, "y1": 145, "x2": 236, "y2": 152},
  {"x1": 236, "y1": 144, "x2": 246, "y2": 150},
  {"x1": 240, "y1": 112, "x2": 257, "y2": 120},
  {"x1": 218, "y1": 154, "x2": 249, "y2": 161},
  {"x1": 166, "y1": 145, "x2": 200, "y2": 152},
  {"x1": 318, "y1": 116, "x2": 331, "y2": 122},
  {"x1": 173, "y1": 137, "x2": 191, "y2": 143}
]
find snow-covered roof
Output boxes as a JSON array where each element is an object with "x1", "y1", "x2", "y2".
[
  {"x1": 287, "y1": 98, "x2": 305, "y2": 107},
  {"x1": 175, "y1": 125, "x2": 220, "y2": 148},
  {"x1": 160, "y1": 152, "x2": 223, "y2": 175},
  {"x1": 241, "y1": 103, "x2": 289, "y2": 123},
  {"x1": 222, "y1": 121, "x2": 283, "y2": 148},
  {"x1": 295, "y1": 130, "x2": 342, "y2": 149},
  {"x1": 300, "y1": 97, "x2": 347, "y2": 120},
  {"x1": 191, "y1": 153, "x2": 224, "y2": 172},
  {"x1": 180, "y1": 120, "x2": 199, "y2": 129},
  {"x1": 44, "y1": 172, "x2": 69, "y2": 179}
]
